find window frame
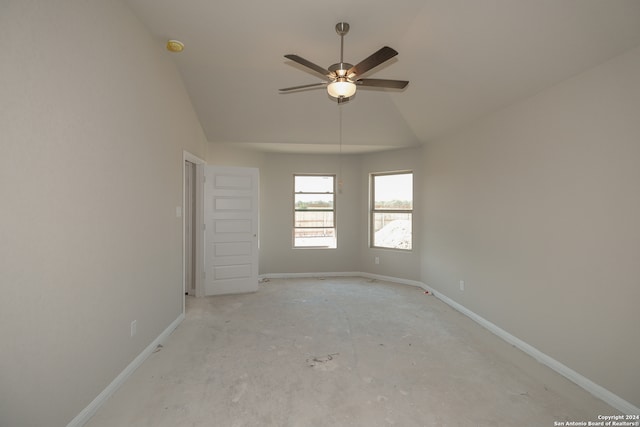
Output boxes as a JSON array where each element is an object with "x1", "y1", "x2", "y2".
[
  {"x1": 293, "y1": 174, "x2": 337, "y2": 249},
  {"x1": 370, "y1": 170, "x2": 413, "y2": 251}
]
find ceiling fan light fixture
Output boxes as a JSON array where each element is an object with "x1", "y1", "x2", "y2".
[{"x1": 327, "y1": 79, "x2": 356, "y2": 99}]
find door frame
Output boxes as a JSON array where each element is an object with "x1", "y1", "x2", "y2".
[{"x1": 183, "y1": 151, "x2": 206, "y2": 312}]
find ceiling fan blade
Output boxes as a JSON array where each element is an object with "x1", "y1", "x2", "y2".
[
  {"x1": 279, "y1": 82, "x2": 327, "y2": 92},
  {"x1": 347, "y1": 46, "x2": 398, "y2": 77},
  {"x1": 356, "y1": 78, "x2": 409, "y2": 89},
  {"x1": 284, "y1": 54, "x2": 332, "y2": 77}
]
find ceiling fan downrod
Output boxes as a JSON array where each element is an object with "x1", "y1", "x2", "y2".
[
  {"x1": 336, "y1": 22, "x2": 349, "y2": 63},
  {"x1": 330, "y1": 22, "x2": 353, "y2": 77}
]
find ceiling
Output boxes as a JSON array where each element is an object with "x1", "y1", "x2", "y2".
[{"x1": 125, "y1": 0, "x2": 640, "y2": 154}]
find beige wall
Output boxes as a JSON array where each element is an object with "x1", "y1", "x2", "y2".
[
  {"x1": 3, "y1": 2, "x2": 636, "y2": 423},
  {"x1": 206, "y1": 145, "x2": 425, "y2": 279},
  {"x1": 360, "y1": 147, "x2": 423, "y2": 281},
  {"x1": 420, "y1": 46, "x2": 640, "y2": 407},
  {"x1": 0, "y1": 1, "x2": 207, "y2": 426},
  {"x1": 259, "y1": 153, "x2": 362, "y2": 274},
  {"x1": 207, "y1": 142, "x2": 266, "y2": 168}
]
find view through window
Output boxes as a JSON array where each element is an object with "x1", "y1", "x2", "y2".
[
  {"x1": 294, "y1": 175, "x2": 336, "y2": 248},
  {"x1": 371, "y1": 171, "x2": 413, "y2": 250}
]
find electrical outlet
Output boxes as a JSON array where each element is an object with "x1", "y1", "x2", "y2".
[
  {"x1": 374, "y1": 256, "x2": 380, "y2": 265},
  {"x1": 131, "y1": 320, "x2": 137, "y2": 337},
  {"x1": 459, "y1": 280, "x2": 465, "y2": 291}
]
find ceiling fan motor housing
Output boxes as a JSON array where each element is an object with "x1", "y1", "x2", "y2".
[{"x1": 329, "y1": 62, "x2": 354, "y2": 77}]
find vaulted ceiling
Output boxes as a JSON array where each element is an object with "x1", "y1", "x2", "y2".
[{"x1": 125, "y1": 0, "x2": 640, "y2": 154}]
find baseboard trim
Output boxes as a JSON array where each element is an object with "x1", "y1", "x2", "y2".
[
  {"x1": 260, "y1": 271, "x2": 361, "y2": 279},
  {"x1": 67, "y1": 313, "x2": 185, "y2": 427},
  {"x1": 359, "y1": 272, "x2": 425, "y2": 289},
  {"x1": 262, "y1": 271, "x2": 639, "y2": 414},
  {"x1": 260, "y1": 272, "x2": 423, "y2": 288},
  {"x1": 422, "y1": 284, "x2": 639, "y2": 415}
]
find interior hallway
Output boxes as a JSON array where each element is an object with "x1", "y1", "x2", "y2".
[{"x1": 86, "y1": 277, "x2": 613, "y2": 426}]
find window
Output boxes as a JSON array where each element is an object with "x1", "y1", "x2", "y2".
[
  {"x1": 371, "y1": 171, "x2": 413, "y2": 250},
  {"x1": 294, "y1": 175, "x2": 336, "y2": 248}
]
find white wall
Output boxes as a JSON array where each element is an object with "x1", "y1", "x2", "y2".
[
  {"x1": 420, "y1": 46, "x2": 640, "y2": 408},
  {"x1": 0, "y1": 2, "x2": 207, "y2": 426}
]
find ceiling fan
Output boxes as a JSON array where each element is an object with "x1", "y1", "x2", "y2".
[{"x1": 279, "y1": 22, "x2": 409, "y2": 104}]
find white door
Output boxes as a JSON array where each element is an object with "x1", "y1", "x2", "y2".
[{"x1": 204, "y1": 166, "x2": 259, "y2": 295}]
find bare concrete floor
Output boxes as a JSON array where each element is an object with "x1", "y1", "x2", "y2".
[{"x1": 86, "y1": 277, "x2": 613, "y2": 426}]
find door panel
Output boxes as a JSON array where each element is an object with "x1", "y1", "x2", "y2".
[
  {"x1": 215, "y1": 242, "x2": 252, "y2": 257},
  {"x1": 214, "y1": 219, "x2": 251, "y2": 234},
  {"x1": 204, "y1": 166, "x2": 259, "y2": 296},
  {"x1": 215, "y1": 197, "x2": 252, "y2": 211}
]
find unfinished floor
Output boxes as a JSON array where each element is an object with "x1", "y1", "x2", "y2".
[{"x1": 86, "y1": 277, "x2": 613, "y2": 426}]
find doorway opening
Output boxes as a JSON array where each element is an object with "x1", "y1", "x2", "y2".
[
  {"x1": 184, "y1": 160, "x2": 196, "y2": 296},
  {"x1": 183, "y1": 151, "x2": 205, "y2": 311}
]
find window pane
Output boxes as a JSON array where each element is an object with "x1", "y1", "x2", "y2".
[
  {"x1": 372, "y1": 213, "x2": 412, "y2": 250},
  {"x1": 294, "y1": 228, "x2": 336, "y2": 248},
  {"x1": 374, "y1": 173, "x2": 412, "y2": 210},
  {"x1": 295, "y1": 193, "x2": 334, "y2": 210},
  {"x1": 295, "y1": 176, "x2": 334, "y2": 193},
  {"x1": 294, "y1": 174, "x2": 336, "y2": 249},
  {"x1": 295, "y1": 211, "x2": 334, "y2": 227}
]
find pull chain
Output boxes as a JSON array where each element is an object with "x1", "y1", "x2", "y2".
[{"x1": 338, "y1": 103, "x2": 344, "y2": 194}]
